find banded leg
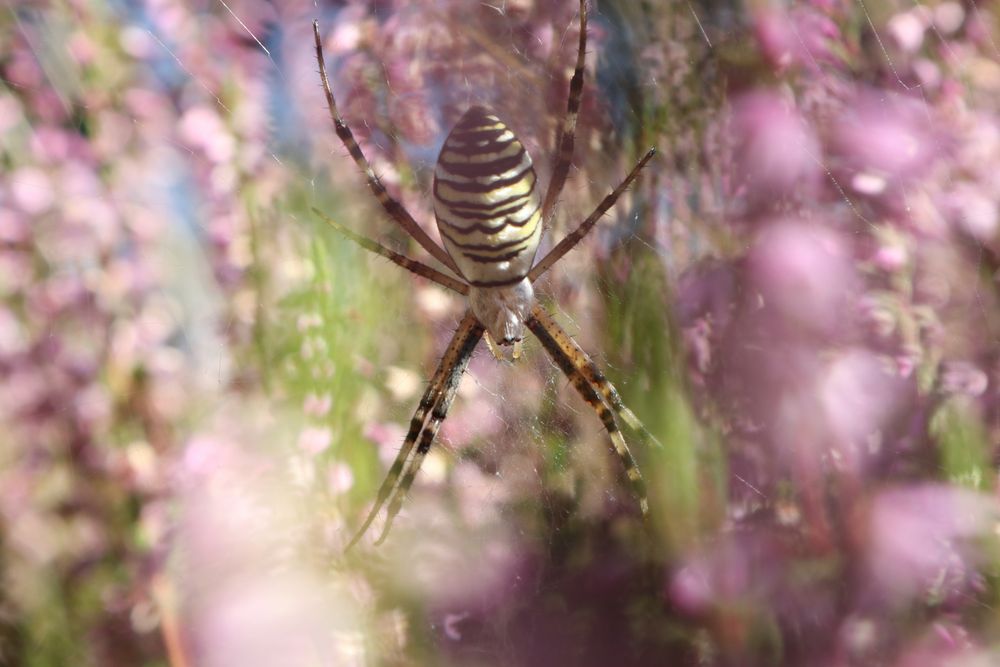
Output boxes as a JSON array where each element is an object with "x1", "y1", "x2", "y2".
[
  {"x1": 346, "y1": 312, "x2": 483, "y2": 550},
  {"x1": 529, "y1": 305, "x2": 662, "y2": 448},
  {"x1": 529, "y1": 147, "x2": 656, "y2": 282},
  {"x1": 374, "y1": 321, "x2": 484, "y2": 544},
  {"x1": 527, "y1": 314, "x2": 648, "y2": 515},
  {"x1": 540, "y1": 0, "x2": 588, "y2": 222},
  {"x1": 312, "y1": 20, "x2": 463, "y2": 278},
  {"x1": 312, "y1": 207, "x2": 468, "y2": 295}
]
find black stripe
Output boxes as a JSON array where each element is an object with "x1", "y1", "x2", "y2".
[
  {"x1": 434, "y1": 166, "x2": 534, "y2": 195},
  {"x1": 437, "y1": 204, "x2": 539, "y2": 235},
  {"x1": 447, "y1": 139, "x2": 516, "y2": 157},
  {"x1": 463, "y1": 245, "x2": 529, "y2": 264},
  {"x1": 442, "y1": 198, "x2": 533, "y2": 221},
  {"x1": 440, "y1": 230, "x2": 531, "y2": 252},
  {"x1": 568, "y1": 78, "x2": 582, "y2": 114},
  {"x1": 438, "y1": 148, "x2": 526, "y2": 179},
  {"x1": 469, "y1": 274, "x2": 528, "y2": 288}
]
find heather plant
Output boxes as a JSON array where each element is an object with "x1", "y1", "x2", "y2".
[{"x1": 1, "y1": 1, "x2": 999, "y2": 666}]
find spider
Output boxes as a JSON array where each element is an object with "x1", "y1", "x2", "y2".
[{"x1": 311, "y1": 0, "x2": 658, "y2": 550}]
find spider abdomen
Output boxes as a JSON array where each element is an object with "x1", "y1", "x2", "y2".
[{"x1": 433, "y1": 106, "x2": 542, "y2": 288}]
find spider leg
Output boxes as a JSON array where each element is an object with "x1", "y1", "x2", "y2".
[
  {"x1": 374, "y1": 318, "x2": 484, "y2": 545},
  {"x1": 312, "y1": 208, "x2": 468, "y2": 295},
  {"x1": 529, "y1": 147, "x2": 656, "y2": 282},
  {"x1": 312, "y1": 21, "x2": 463, "y2": 278},
  {"x1": 529, "y1": 305, "x2": 662, "y2": 448},
  {"x1": 526, "y1": 312, "x2": 649, "y2": 516},
  {"x1": 346, "y1": 312, "x2": 484, "y2": 550},
  {"x1": 345, "y1": 346, "x2": 453, "y2": 550},
  {"x1": 540, "y1": 0, "x2": 587, "y2": 223}
]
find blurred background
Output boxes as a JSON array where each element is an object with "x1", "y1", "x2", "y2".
[{"x1": 2, "y1": 0, "x2": 1000, "y2": 665}]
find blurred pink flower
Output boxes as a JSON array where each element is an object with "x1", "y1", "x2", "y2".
[
  {"x1": 938, "y1": 362, "x2": 989, "y2": 397},
  {"x1": 933, "y1": 3, "x2": 966, "y2": 35},
  {"x1": 298, "y1": 426, "x2": 332, "y2": 456},
  {"x1": 327, "y1": 462, "x2": 354, "y2": 495},
  {"x1": 10, "y1": 167, "x2": 55, "y2": 215},
  {"x1": 302, "y1": 392, "x2": 332, "y2": 417},
  {"x1": 668, "y1": 529, "x2": 799, "y2": 618},
  {"x1": 195, "y1": 574, "x2": 353, "y2": 667},
  {"x1": 363, "y1": 421, "x2": 405, "y2": 457},
  {"x1": 833, "y1": 92, "x2": 939, "y2": 191},
  {"x1": 752, "y1": 6, "x2": 842, "y2": 72},
  {"x1": 873, "y1": 241, "x2": 909, "y2": 272},
  {"x1": 887, "y1": 11, "x2": 927, "y2": 54},
  {"x1": 179, "y1": 436, "x2": 240, "y2": 481},
  {"x1": 753, "y1": 10, "x2": 798, "y2": 71},
  {"x1": 29, "y1": 126, "x2": 72, "y2": 163},
  {"x1": 747, "y1": 221, "x2": 856, "y2": 336},
  {"x1": 864, "y1": 485, "x2": 996, "y2": 603},
  {"x1": 942, "y1": 185, "x2": 998, "y2": 241},
  {"x1": 893, "y1": 622, "x2": 981, "y2": 667},
  {"x1": 328, "y1": 8, "x2": 366, "y2": 55},
  {"x1": 179, "y1": 106, "x2": 235, "y2": 163},
  {"x1": 729, "y1": 93, "x2": 821, "y2": 213},
  {"x1": 0, "y1": 209, "x2": 28, "y2": 244},
  {"x1": 817, "y1": 349, "x2": 903, "y2": 460},
  {"x1": 176, "y1": 438, "x2": 364, "y2": 667}
]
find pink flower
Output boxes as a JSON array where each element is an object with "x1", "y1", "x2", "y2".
[
  {"x1": 9, "y1": 167, "x2": 55, "y2": 215},
  {"x1": 729, "y1": 93, "x2": 822, "y2": 213},
  {"x1": 816, "y1": 349, "x2": 903, "y2": 471},
  {"x1": 833, "y1": 92, "x2": 939, "y2": 190},
  {"x1": 752, "y1": 6, "x2": 842, "y2": 72},
  {"x1": 298, "y1": 426, "x2": 332, "y2": 456},
  {"x1": 179, "y1": 106, "x2": 235, "y2": 163},
  {"x1": 864, "y1": 485, "x2": 996, "y2": 602},
  {"x1": 747, "y1": 221, "x2": 856, "y2": 336}
]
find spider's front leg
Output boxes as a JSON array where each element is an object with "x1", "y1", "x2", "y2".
[{"x1": 312, "y1": 20, "x2": 462, "y2": 278}]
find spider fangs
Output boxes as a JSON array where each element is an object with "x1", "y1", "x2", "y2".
[{"x1": 311, "y1": 0, "x2": 659, "y2": 550}]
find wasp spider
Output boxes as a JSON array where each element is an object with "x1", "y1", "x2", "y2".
[{"x1": 312, "y1": 0, "x2": 657, "y2": 549}]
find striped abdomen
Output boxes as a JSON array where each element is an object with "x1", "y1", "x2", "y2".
[{"x1": 433, "y1": 106, "x2": 542, "y2": 288}]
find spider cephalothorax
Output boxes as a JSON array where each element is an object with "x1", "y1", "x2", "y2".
[{"x1": 312, "y1": 0, "x2": 658, "y2": 549}]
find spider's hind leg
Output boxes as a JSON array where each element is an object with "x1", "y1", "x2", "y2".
[
  {"x1": 375, "y1": 321, "x2": 482, "y2": 543},
  {"x1": 526, "y1": 309, "x2": 649, "y2": 516},
  {"x1": 529, "y1": 305, "x2": 662, "y2": 450},
  {"x1": 346, "y1": 312, "x2": 484, "y2": 550}
]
